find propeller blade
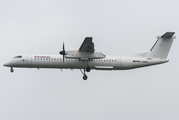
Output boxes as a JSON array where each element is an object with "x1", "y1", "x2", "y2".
[
  {"x1": 63, "y1": 54, "x2": 65, "y2": 63},
  {"x1": 59, "y1": 42, "x2": 65, "y2": 63},
  {"x1": 63, "y1": 42, "x2": 65, "y2": 52}
]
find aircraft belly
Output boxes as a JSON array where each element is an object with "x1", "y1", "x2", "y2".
[{"x1": 31, "y1": 61, "x2": 85, "y2": 69}]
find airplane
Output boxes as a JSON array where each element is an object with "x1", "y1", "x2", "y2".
[{"x1": 3, "y1": 32, "x2": 175, "y2": 80}]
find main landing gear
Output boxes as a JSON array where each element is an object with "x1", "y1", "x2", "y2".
[
  {"x1": 86, "y1": 66, "x2": 91, "y2": 72},
  {"x1": 80, "y1": 60, "x2": 91, "y2": 80},
  {"x1": 10, "y1": 67, "x2": 14, "y2": 73},
  {"x1": 80, "y1": 69, "x2": 89, "y2": 80}
]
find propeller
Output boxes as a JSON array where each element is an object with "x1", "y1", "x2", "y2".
[{"x1": 59, "y1": 42, "x2": 65, "y2": 62}]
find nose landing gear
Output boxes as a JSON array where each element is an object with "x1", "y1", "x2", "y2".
[{"x1": 10, "y1": 67, "x2": 14, "y2": 73}]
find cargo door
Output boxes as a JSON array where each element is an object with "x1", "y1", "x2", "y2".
[{"x1": 27, "y1": 55, "x2": 32, "y2": 65}]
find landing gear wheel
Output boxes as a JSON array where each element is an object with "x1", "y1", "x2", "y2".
[
  {"x1": 86, "y1": 67, "x2": 91, "y2": 72},
  {"x1": 10, "y1": 67, "x2": 14, "y2": 73},
  {"x1": 83, "y1": 75, "x2": 88, "y2": 80}
]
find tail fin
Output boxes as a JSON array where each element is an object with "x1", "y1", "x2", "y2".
[{"x1": 147, "y1": 32, "x2": 176, "y2": 59}]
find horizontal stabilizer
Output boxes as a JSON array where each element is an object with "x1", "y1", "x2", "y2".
[{"x1": 161, "y1": 32, "x2": 175, "y2": 39}]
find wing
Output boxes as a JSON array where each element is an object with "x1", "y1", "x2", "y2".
[
  {"x1": 65, "y1": 37, "x2": 105, "y2": 59},
  {"x1": 79, "y1": 37, "x2": 95, "y2": 52}
]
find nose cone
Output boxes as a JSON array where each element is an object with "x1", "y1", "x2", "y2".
[{"x1": 3, "y1": 61, "x2": 11, "y2": 67}]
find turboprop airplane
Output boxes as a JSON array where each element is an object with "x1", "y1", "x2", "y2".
[{"x1": 3, "y1": 32, "x2": 175, "y2": 80}]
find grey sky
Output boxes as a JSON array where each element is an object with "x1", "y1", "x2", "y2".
[{"x1": 1, "y1": 0, "x2": 179, "y2": 120}]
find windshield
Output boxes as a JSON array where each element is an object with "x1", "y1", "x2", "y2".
[{"x1": 13, "y1": 56, "x2": 22, "y2": 58}]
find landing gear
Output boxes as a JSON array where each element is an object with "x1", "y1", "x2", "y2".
[
  {"x1": 80, "y1": 69, "x2": 88, "y2": 80},
  {"x1": 86, "y1": 66, "x2": 91, "y2": 72},
  {"x1": 82, "y1": 61, "x2": 91, "y2": 72},
  {"x1": 80, "y1": 60, "x2": 91, "y2": 80},
  {"x1": 83, "y1": 75, "x2": 88, "y2": 80},
  {"x1": 10, "y1": 67, "x2": 14, "y2": 73}
]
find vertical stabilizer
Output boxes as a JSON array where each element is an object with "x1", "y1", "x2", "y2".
[{"x1": 147, "y1": 32, "x2": 175, "y2": 59}]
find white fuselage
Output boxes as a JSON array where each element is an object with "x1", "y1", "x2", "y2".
[{"x1": 3, "y1": 54, "x2": 168, "y2": 70}]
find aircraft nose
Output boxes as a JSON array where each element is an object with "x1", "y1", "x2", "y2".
[{"x1": 3, "y1": 61, "x2": 11, "y2": 67}]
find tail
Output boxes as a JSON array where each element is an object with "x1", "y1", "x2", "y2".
[{"x1": 147, "y1": 32, "x2": 176, "y2": 59}]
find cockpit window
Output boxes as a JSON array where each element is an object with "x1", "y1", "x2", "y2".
[{"x1": 14, "y1": 56, "x2": 22, "y2": 58}]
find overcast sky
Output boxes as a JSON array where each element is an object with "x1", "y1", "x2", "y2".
[{"x1": 1, "y1": 0, "x2": 179, "y2": 120}]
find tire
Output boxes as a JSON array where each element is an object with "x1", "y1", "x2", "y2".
[
  {"x1": 83, "y1": 75, "x2": 88, "y2": 80},
  {"x1": 86, "y1": 67, "x2": 91, "y2": 72}
]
